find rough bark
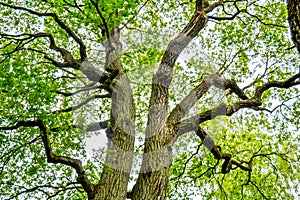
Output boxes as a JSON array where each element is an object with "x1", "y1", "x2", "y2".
[
  {"x1": 287, "y1": 0, "x2": 300, "y2": 53},
  {"x1": 1, "y1": 1, "x2": 299, "y2": 199},
  {"x1": 93, "y1": 27, "x2": 136, "y2": 199},
  {"x1": 93, "y1": 74, "x2": 135, "y2": 200},
  {"x1": 132, "y1": 5, "x2": 208, "y2": 199}
]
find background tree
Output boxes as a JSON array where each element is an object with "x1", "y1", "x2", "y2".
[{"x1": 0, "y1": 0, "x2": 299, "y2": 200}]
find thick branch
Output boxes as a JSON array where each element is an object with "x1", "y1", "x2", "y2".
[
  {"x1": 149, "y1": 10, "x2": 208, "y2": 133},
  {"x1": 204, "y1": 0, "x2": 224, "y2": 13},
  {"x1": 168, "y1": 73, "x2": 224, "y2": 124},
  {"x1": 151, "y1": 10, "x2": 208, "y2": 104},
  {"x1": 168, "y1": 73, "x2": 248, "y2": 124},
  {"x1": 178, "y1": 72, "x2": 300, "y2": 135}
]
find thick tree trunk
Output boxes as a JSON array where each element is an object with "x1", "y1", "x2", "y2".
[
  {"x1": 132, "y1": 127, "x2": 174, "y2": 200},
  {"x1": 93, "y1": 27, "x2": 136, "y2": 199},
  {"x1": 93, "y1": 74, "x2": 135, "y2": 200},
  {"x1": 131, "y1": 10, "x2": 208, "y2": 199},
  {"x1": 287, "y1": 0, "x2": 300, "y2": 53}
]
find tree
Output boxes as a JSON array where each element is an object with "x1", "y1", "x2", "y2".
[
  {"x1": 0, "y1": 0, "x2": 299, "y2": 199},
  {"x1": 288, "y1": 0, "x2": 300, "y2": 53}
]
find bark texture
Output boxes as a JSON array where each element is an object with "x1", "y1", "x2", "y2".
[
  {"x1": 131, "y1": 8, "x2": 208, "y2": 200},
  {"x1": 287, "y1": 0, "x2": 300, "y2": 53},
  {"x1": 93, "y1": 28, "x2": 136, "y2": 200}
]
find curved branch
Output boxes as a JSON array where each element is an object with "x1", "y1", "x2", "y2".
[
  {"x1": 250, "y1": 181, "x2": 268, "y2": 199},
  {"x1": 178, "y1": 72, "x2": 300, "y2": 135},
  {"x1": 204, "y1": 0, "x2": 224, "y2": 13},
  {"x1": 195, "y1": 127, "x2": 252, "y2": 174},
  {"x1": 90, "y1": 0, "x2": 110, "y2": 39},
  {"x1": 168, "y1": 73, "x2": 248, "y2": 125},
  {"x1": 208, "y1": 8, "x2": 244, "y2": 20},
  {"x1": 170, "y1": 143, "x2": 203, "y2": 182},
  {"x1": 0, "y1": 33, "x2": 77, "y2": 68},
  {"x1": 0, "y1": 119, "x2": 95, "y2": 198},
  {"x1": 254, "y1": 72, "x2": 300, "y2": 100},
  {"x1": 244, "y1": 10, "x2": 287, "y2": 28},
  {"x1": 0, "y1": 2, "x2": 87, "y2": 61},
  {"x1": 4, "y1": 183, "x2": 81, "y2": 200},
  {"x1": 53, "y1": 93, "x2": 111, "y2": 113}
]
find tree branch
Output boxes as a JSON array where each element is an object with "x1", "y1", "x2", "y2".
[
  {"x1": 55, "y1": 85, "x2": 100, "y2": 97},
  {"x1": 195, "y1": 127, "x2": 252, "y2": 174},
  {"x1": 204, "y1": 0, "x2": 224, "y2": 13},
  {"x1": 89, "y1": 0, "x2": 110, "y2": 39},
  {"x1": 50, "y1": 120, "x2": 109, "y2": 132},
  {"x1": 142, "y1": 4, "x2": 209, "y2": 153},
  {"x1": 4, "y1": 183, "x2": 81, "y2": 200},
  {"x1": 168, "y1": 73, "x2": 248, "y2": 124},
  {"x1": 0, "y1": 2, "x2": 87, "y2": 61},
  {"x1": 53, "y1": 94, "x2": 111, "y2": 113},
  {"x1": 177, "y1": 72, "x2": 300, "y2": 135},
  {"x1": 0, "y1": 119, "x2": 95, "y2": 198}
]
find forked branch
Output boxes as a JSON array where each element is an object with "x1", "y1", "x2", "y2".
[{"x1": 0, "y1": 2, "x2": 87, "y2": 61}]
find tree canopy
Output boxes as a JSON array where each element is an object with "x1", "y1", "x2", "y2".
[{"x1": 0, "y1": 0, "x2": 299, "y2": 199}]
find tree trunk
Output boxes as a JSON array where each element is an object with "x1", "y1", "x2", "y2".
[
  {"x1": 287, "y1": 0, "x2": 300, "y2": 53},
  {"x1": 132, "y1": 127, "x2": 174, "y2": 200},
  {"x1": 93, "y1": 74, "x2": 135, "y2": 200},
  {"x1": 131, "y1": 10, "x2": 208, "y2": 199},
  {"x1": 93, "y1": 27, "x2": 136, "y2": 199}
]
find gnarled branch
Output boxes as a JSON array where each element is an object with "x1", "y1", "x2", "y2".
[
  {"x1": 0, "y1": 119, "x2": 95, "y2": 199},
  {"x1": 0, "y1": 2, "x2": 87, "y2": 61}
]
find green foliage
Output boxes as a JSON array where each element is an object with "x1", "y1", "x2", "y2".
[{"x1": 0, "y1": 0, "x2": 299, "y2": 199}]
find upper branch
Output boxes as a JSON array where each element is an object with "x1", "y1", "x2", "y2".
[
  {"x1": 168, "y1": 73, "x2": 248, "y2": 124},
  {"x1": 0, "y1": 33, "x2": 77, "y2": 65},
  {"x1": 0, "y1": 2, "x2": 87, "y2": 61},
  {"x1": 0, "y1": 33, "x2": 110, "y2": 83},
  {"x1": 254, "y1": 72, "x2": 300, "y2": 100},
  {"x1": 207, "y1": 0, "x2": 287, "y2": 28},
  {"x1": 149, "y1": 3, "x2": 208, "y2": 122},
  {"x1": 204, "y1": 0, "x2": 224, "y2": 13},
  {"x1": 0, "y1": 120, "x2": 40, "y2": 130},
  {"x1": 177, "y1": 72, "x2": 300, "y2": 135},
  {"x1": 90, "y1": 0, "x2": 110, "y2": 39}
]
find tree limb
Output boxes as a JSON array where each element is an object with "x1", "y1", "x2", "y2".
[
  {"x1": 195, "y1": 127, "x2": 252, "y2": 174},
  {"x1": 168, "y1": 73, "x2": 248, "y2": 124},
  {"x1": 50, "y1": 120, "x2": 109, "y2": 132},
  {"x1": 0, "y1": 119, "x2": 95, "y2": 199},
  {"x1": 177, "y1": 72, "x2": 300, "y2": 135},
  {"x1": 0, "y1": 2, "x2": 87, "y2": 61},
  {"x1": 53, "y1": 94, "x2": 111, "y2": 113}
]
